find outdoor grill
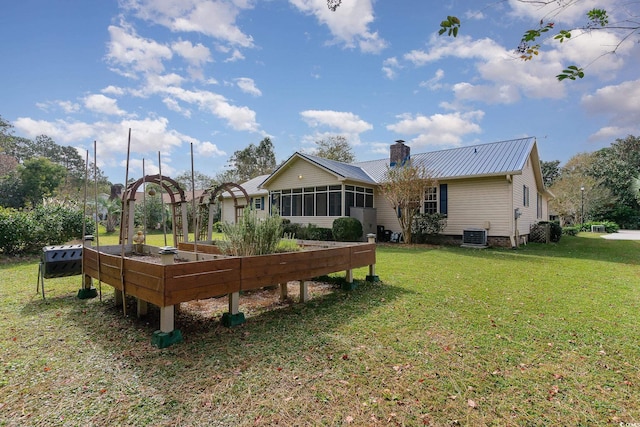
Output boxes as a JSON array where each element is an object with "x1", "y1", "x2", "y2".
[{"x1": 37, "y1": 244, "x2": 83, "y2": 298}]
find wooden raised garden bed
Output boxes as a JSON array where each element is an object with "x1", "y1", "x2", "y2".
[{"x1": 82, "y1": 240, "x2": 377, "y2": 347}]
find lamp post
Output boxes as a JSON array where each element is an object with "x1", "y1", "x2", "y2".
[{"x1": 580, "y1": 186, "x2": 585, "y2": 225}]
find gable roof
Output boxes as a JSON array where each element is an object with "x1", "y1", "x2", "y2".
[
  {"x1": 261, "y1": 137, "x2": 548, "y2": 192},
  {"x1": 221, "y1": 174, "x2": 270, "y2": 198},
  {"x1": 261, "y1": 152, "x2": 377, "y2": 187},
  {"x1": 357, "y1": 137, "x2": 537, "y2": 182}
]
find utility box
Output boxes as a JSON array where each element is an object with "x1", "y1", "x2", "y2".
[{"x1": 349, "y1": 207, "x2": 377, "y2": 241}]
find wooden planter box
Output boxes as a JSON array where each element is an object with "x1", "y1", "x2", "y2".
[{"x1": 82, "y1": 241, "x2": 376, "y2": 308}]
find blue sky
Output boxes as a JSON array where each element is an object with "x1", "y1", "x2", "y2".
[{"x1": 1, "y1": 0, "x2": 639, "y2": 184}]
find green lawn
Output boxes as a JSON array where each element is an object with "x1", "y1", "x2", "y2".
[{"x1": 1, "y1": 234, "x2": 638, "y2": 426}]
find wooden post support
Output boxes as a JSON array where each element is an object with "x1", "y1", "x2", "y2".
[
  {"x1": 280, "y1": 282, "x2": 288, "y2": 301},
  {"x1": 78, "y1": 235, "x2": 98, "y2": 299},
  {"x1": 222, "y1": 291, "x2": 245, "y2": 327},
  {"x1": 343, "y1": 269, "x2": 357, "y2": 291},
  {"x1": 299, "y1": 280, "x2": 309, "y2": 303},
  {"x1": 229, "y1": 292, "x2": 240, "y2": 314},
  {"x1": 365, "y1": 233, "x2": 380, "y2": 282},
  {"x1": 152, "y1": 245, "x2": 183, "y2": 348},
  {"x1": 159, "y1": 306, "x2": 174, "y2": 333}
]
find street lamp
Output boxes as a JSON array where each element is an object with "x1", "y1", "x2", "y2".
[{"x1": 580, "y1": 186, "x2": 585, "y2": 224}]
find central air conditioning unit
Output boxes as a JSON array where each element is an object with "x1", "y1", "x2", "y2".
[{"x1": 462, "y1": 228, "x2": 488, "y2": 247}]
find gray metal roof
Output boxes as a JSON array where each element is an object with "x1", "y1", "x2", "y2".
[
  {"x1": 222, "y1": 174, "x2": 270, "y2": 198},
  {"x1": 356, "y1": 137, "x2": 536, "y2": 182},
  {"x1": 293, "y1": 152, "x2": 377, "y2": 184}
]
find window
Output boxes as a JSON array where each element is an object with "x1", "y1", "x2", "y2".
[
  {"x1": 424, "y1": 187, "x2": 437, "y2": 214},
  {"x1": 269, "y1": 185, "x2": 343, "y2": 217},
  {"x1": 523, "y1": 185, "x2": 528, "y2": 207},
  {"x1": 345, "y1": 185, "x2": 374, "y2": 216},
  {"x1": 537, "y1": 193, "x2": 543, "y2": 218},
  {"x1": 281, "y1": 189, "x2": 292, "y2": 216},
  {"x1": 270, "y1": 192, "x2": 280, "y2": 214},
  {"x1": 329, "y1": 185, "x2": 342, "y2": 216},
  {"x1": 316, "y1": 188, "x2": 327, "y2": 216},
  {"x1": 253, "y1": 197, "x2": 262, "y2": 210}
]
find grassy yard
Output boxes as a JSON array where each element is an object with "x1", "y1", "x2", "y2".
[{"x1": 1, "y1": 234, "x2": 638, "y2": 426}]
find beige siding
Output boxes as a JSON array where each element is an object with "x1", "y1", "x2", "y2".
[
  {"x1": 220, "y1": 196, "x2": 268, "y2": 224},
  {"x1": 374, "y1": 189, "x2": 402, "y2": 234},
  {"x1": 268, "y1": 158, "x2": 342, "y2": 190},
  {"x1": 513, "y1": 157, "x2": 540, "y2": 236},
  {"x1": 446, "y1": 177, "x2": 513, "y2": 237}
]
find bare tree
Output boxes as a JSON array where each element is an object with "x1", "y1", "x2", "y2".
[{"x1": 380, "y1": 161, "x2": 435, "y2": 244}]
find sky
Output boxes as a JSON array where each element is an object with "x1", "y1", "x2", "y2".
[{"x1": 1, "y1": 0, "x2": 639, "y2": 184}]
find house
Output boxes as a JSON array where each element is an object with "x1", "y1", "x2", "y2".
[
  {"x1": 219, "y1": 174, "x2": 270, "y2": 223},
  {"x1": 232, "y1": 137, "x2": 552, "y2": 247}
]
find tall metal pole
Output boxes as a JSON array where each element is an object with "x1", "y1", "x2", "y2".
[
  {"x1": 93, "y1": 141, "x2": 102, "y2": 301},
  {"x1": 158, "y1": 151, "x2": 167, "y2": 247},
  {"x1": 120, "y1": 128, "x2": 132, "y2": 317},
  {"x1": 581, "y1": 186, "x2": 585, "y2": 224}
]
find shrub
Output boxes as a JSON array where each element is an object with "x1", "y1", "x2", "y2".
[
  {"x1": 0, "y1": 205, "x2": 94, "y2": 255},
  {"x1": 282, "y1": 223, "x2": 334, "y2": 241},
  {"x1": 332, "y1": 217, "x2": 363, "y2": 242},
  {"x1": 0, "y1": 208, "x2": 33, "y2": 255},
  {"x1": 217, "y1": 209, "x2": 283, "y2": 256},
  {"x1": 411, "y1": 213, "x2": 447, "y2": 244},
  {"x1": 562, "y1": 226, "x2": 580, "y2": 236},
  {"x1": 305, "y1": 224, "x2": 333, "y2": 241}
]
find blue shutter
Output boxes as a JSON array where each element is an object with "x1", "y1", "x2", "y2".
[
  {"x1": 261, "y1": 196, "x2": 265, "y2": 210},
  {"x1": 439, "y1": 184, "x2": 448, "y2": 215}
]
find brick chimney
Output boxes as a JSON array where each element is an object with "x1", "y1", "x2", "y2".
[{"x1": 390, "y1": 140, "x2": 410, "y2": 166}]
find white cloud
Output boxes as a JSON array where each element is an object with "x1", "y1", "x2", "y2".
[
  {"x1": 386, "y1": 111, "x2": 484, "y2": 149},
  {"x1": 102, "y1": 85, "x2": 127, "y2": 96},
  {"x1": 35, "y1": 100, "x2": 81, "y2": 114},
  {"x1": 163, "y1": 97, "x2": 192, "y2": 117},
  {"x1": 289, "y1": 0, "x2": 387, "y2": 54},
  {"x1": 235, "y1": 77, "x2": 262, "y2": 96},
  {"x1": 300, "y1": 110, "x2": 373, "y2": 134},
  {"x1": 106, "y1": 24, "x2": 173, "y2": 76},
  {"x1": 382, "y1": 57, "x2": 400, "y2": 80},
  {"x1": 84, "y1": 94, "x2": 126, "y2": 116},
  {"x1": 171, "y1": 39, "x2": 212, "y2": 66},
  {"x1": 195, "y1": 141, "x2": 226, "y2": 157},
  {"x1": 223, "y1": 49, "x2": 245, "y2": 62},
  {"x1": 123, "y1": 0, "x2": 255, "y2": 48},
  {"x1": 14, "y1": 117, "x2": 225, "y2": 172},
  {"x1": 419, "y1": 69, "x2": 445, "y2": 91},
  {"x1": 403, "y1": 34, "x2": 567, "y2": 103},
  {"x1": 506, "y1": 0, "x2": 603, "y2": 26},
  {"x1": 582, "y1": 79, "x2": 640, "y2": 140}
]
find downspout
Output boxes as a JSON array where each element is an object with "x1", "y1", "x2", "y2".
[{"x1": 507, "y1": 174, "x2": 517, "y2": 248}]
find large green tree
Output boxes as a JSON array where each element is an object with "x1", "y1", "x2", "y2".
[
  {"x1": 174, "y1": 170, "x2": 216, "y2": 191},
  {"x1": 312, "y1": 135, "x2": 355, "y2": 163},
  {"x1": 549, "y1": 152, "x2": 613, "y2": 225},
  {"x1": 589, "y1": 135, "x2": 640, "y2": 208},
  {"x1": 540, "y1": 160, "x2": 561, "y2": 188},
  {"x1": 19, "y1": 157, "x2": 66, "y2": 207},
  {"x1": 229, "y1": 137, "x2": 276, "y2": 182}
]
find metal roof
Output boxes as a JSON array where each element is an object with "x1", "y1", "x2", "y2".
[
  {"x1": 356, "y1": 137, "x2": 536, "y2": 182},
  {"x1": 296, "y1": 152, "x2": 378, "y2": 184},
  {"x1": 221, "y1": 174, "x2": 270, "y2": 198}
]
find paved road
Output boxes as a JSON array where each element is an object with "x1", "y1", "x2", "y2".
[{"x1": 601, "y1": 230, "x2": 640, "y2": 240}]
